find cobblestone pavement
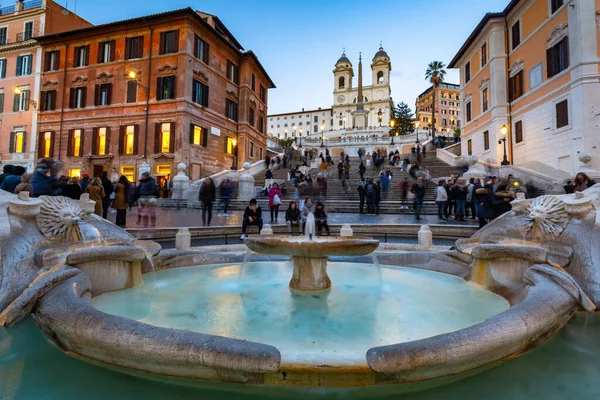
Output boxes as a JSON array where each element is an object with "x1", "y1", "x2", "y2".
[{"x1": 106, "y1": 206, "x2": 479, "y2": 229}]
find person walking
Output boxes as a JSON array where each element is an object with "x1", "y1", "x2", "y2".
[
  {"x1": 359, "y1": 162, "x2": 366, "y2": 180},
  {"x1": 397, "y1": 177, "x2": 409, "y2": 210},
  {"x1": 436, "y1": 180, "x2": 448, "y2": 221},
  {"x1": 344, "y1": 159, "x2": 351, "y2": 179},
  {"x1": 268, "y1": 182, "x2": 282, "y2": 222},
  {"x1": 466, "y1": 178, "x2": 476, "y2": 219},
  {"x1": 100, "y1": 171, "x2": 114, "y2": 219},
  {"x1": 319, "y1": 159, "x2": 328, "y2": 178},
  {"x1": 366, "y1": 178, "x2": 375, "y2": 214},
  {"x1": 133, "y1": 172, "x2": 159, "y2": 228},
  {"x1": 199, "y1": 177, "x2": 216, "y2": 227},
  {"x1": 411, "y1": 176, "x2": 426, "y2": 221},
  {"x1": 453, "y1": 180, "x2": 467, "y2": 221},
  {"x1": 240, "y1": 199, "x2": 264, "y2": 239},
  {"x1": 314, "y1": 202, "x2": 330, "y2": 236},
  {"x1": 113, "y1": 176, "x2": 131, "y2": 228},
  {"x1": 218, "y1": 178, "x2": 233, "y2": 216},
  {"x1": 357, "y1": 179, "x2": 367, "y2": 214},
  {"x1": 285, "y1": 201, "x2": 301, "y2": 234},
  {"x1": 85, "y1": 177, "x2": 105, "y2": 216}
]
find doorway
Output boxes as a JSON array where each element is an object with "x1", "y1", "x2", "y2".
[{"x1": 93, "y1": 165, "x2": 106, "y2": 177}]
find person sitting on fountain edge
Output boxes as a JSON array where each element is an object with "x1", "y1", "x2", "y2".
[
  {"x1": 314, "y1": 202, "x2": 330, "y2": 236},
  {"x1": 240, "y1": 198, "x2": 263, "y2": 239},
  {"x1": 285, "y1": 201, "x2": 301, "y2": 235}
]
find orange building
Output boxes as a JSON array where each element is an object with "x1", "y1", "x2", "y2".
[
  {"x1": 0, "y1": 0, "x2": 90, "y2": 172},
  {"x1": 415, "y1": 82, "x2": 461, "y2": 134},
  {"x1": 448, "y1": 0, "x2": 600, "y2": 174},
  {"x1": 35, "y1": 7, "x2": 275, "y2": 184}
]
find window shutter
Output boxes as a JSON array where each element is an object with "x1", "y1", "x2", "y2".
[
  {"x1": 173, "y1": 30, "x2": 179, "y2": 52},
  {"x1": 1, "y1": 59, "x2": 5, "y2": 78},
  {"x1": 16, "y1": 56, "x2": 22, "y2": 75},
  {"x1": 546, "y1": 48, "x2": 554, "y2": 78},
  {"x1": 118, "y1": 125, "x2": 125, "y2": 155},
  {"x1": 92, "y1": 127, "x2": 98, "y2": 155},
  {"x1": 133, "y1": 125, "x2": 139, "y2": 154},
  {"x1": 203, "y1": 85, "x2": 209, "y2": 107},
  {"x1": 202, "y1": 127, "x2": 208, "y2": 147},
  {"x1": 40, "y1": 91, "x2": 46, "y2": 111},
  {"x1": 73, "y1": 47, "x2": 80, "y2": 67},
  {"x1": 191, "y1": 80, "x2": 197, "y2": 103},
  {"x1": 9, "y1": 132, "x2": 15, "y2": 153},
  {"x1": 156, "y1": 77, "x2": 163, "y2": 100},
  {"x1": 154, "y1": 123, "x2": 161, "y2": 153},
  {"x1": 194, "y1": 35, "x2": 199, "y2": 58},
  {"x1": 79, "y1": 129, "x2": 85, "y2": 157},
  {"x1": 109, "y1": 40, "x2": 115, "y2": 62},
  {"x1": 26, "y1": 55, "x2": 32, "y2": 75},
  {"x1": 94, "y1": 84, "x2": 100, "y2": 106},
  {"x1": 23, "y1": 90, "x2": 30, "y2": 111},
  {"x1": 159, "y1": 32, "x2": 165, "y2": 54},
  {"x1": 49, "y1": 131, "x2": 55, "y2": 158},
  {"x1": 189, "y1": 123, "x2": 195, "y2": 144},
  {"x1": 203, "y1": 42, "x2": 210, "y2": 64},
  {"x1": 169, "y1": 122, "x2": 175, "y2": 153},
  {"x1": 22, "y1": 131, "x2": 26, "y2": 153},
  {"x1": 84, "y1": 46, "x2": 90, "y2": 66},
  {"x1": 55, "y1": 52, "x2": 60, "y2": 70},
  {"x1": 224, "y1": 137, "x2": 228, "y2": 153},
  {"x1": 508, "y1": 77, "x2": 514, "y2": 102},
  {"x1": 125, "y1": 38, "x2": 131, "y2": 59},
  {"x1": 107, "y1": 84, "x2": 112, "y2": 105},
  {"x1": 37, "y1": 131, "x2": 44, "y2": 158},
  {"x1": 97, "y1": 43, "x2": 103, "y2": 63},
  {"x1": 171, "y1": 76, "x2": 176, "y2": 99},
  {"x1": 105, "y1": 127, "x2": 111, "y2": 154},
  {"x1": 0, "y1": 93, "x2": 4, "y2": 113},
  {"x1": 563, "y1": 37, "x2": 570, "y2": 70},
  {"x1": 13, "y1": 93, "x2": 19, "y2": 112},
  {"x1": 69, "y1": 88, "x2": 75, "y2": 108},
  {"x1": 81, "y1": 87, "x2": 87, "y2": 107},
  {"x1": 67, "y1": 130, "x2": 73, "y2": 157},
  {"x1": 50, "y1": 91, "x2": 56, "y2": 110},
  {"x1": 127, "y1": 81, "x2": 137, "y2": 103},
  {"x1": 44, "y1": 53, "x2": 50, "y2": 71}
]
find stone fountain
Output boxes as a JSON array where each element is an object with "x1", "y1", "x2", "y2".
[{"x1": 0, "y1": 184, "x2": 598, "y2": 390}]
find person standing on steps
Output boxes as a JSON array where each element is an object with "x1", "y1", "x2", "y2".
[
  {"x1": 240, "y1": 199, "x2": 263, "y2": 239},
  {"x1": 337, "y1": 161, "x2": 344, "y2": 180},
  {"x1": 366, "y1": 178, "x2": 375, "y2": 214},
  {"x1": 358, "y1": 178, "x2": 367, "y2": 214},
  {"x1": 359, "y1": 162, "x2": 366, "y2": 180},
  {"x1": 374, "y1": 180, "x2": 382, "y2": 215},
  {"x1": 100, "y1": 171, "x2": 114, "y2": 220},
  {"x1": 411, "y1": 176, "x2": 426, "y2": 221},
  {"x1": 268, "y1": 182, "x2": 282, "y2": 222},
  {"x1": 199, "y1": 177, "x2": 216, "y2": 227},
  {"x1": 436, "y1": 180, "x2": 448, "y2": 221}
]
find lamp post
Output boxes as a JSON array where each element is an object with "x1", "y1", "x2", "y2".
[
  {"x1": 499, "y1": 125, "x2": 510, "y2": 166},
  {"x1": 127, "y1": 70, "x2": 150, "y2": 158},
  {"x1": 320, "y1": 122, "x2": 325, "y2": 148},
  {"x1": 299, "y1": 128, "x2": 303, "y2": 148},
  {"x1": 390, "y1": 119, "x2": 396, "y2": 146},
  {"x1": 14, "y1": 87, "x2": 38, "y2": 109}
]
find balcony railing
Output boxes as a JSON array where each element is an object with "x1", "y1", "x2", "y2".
[{"x1": 0, "y1": 0, "x2": 43, "y2": 15}]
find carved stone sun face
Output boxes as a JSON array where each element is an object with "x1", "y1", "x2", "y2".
[
  {"x1": 525, "y1": 195, "x2": 569, "y2": 240},
  {"x1": 36, "y1": 196, "x2": 87, "y2": 241}
]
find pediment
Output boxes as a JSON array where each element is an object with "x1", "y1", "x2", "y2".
[
  {"x1": 96, "y1": 72, "x2": 113, "y2": 83},
  {"x1": 72, "y1": 75, "x2": 88, "y2": 87},
  {"x1": 157, "y1": 64, "x2": 178, "y2": 76}
]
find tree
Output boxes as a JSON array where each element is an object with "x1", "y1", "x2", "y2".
[
  {"x1": 392, "y1": 102, "x2": 415, "y2": 135},
  {"x1": 425, "y1": 61, "x2": 447, "y2": 135}
]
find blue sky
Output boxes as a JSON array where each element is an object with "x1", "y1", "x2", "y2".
[{"x1": 64, "y1": 0, "x2": 509, "y2": 114}]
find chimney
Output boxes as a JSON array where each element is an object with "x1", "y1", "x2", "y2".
[{"x1": 15, "y1": 0, "x2": 24, "y2": 12}]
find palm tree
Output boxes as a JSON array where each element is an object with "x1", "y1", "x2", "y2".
[{"x1": 425, "y1": 61, "x2": 447, "y2": 136}]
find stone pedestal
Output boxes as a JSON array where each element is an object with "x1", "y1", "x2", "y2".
[
  {"x1": 175, "y1": 228, "x2": 191, "y2": 250},
  {"x1": 171, "y1": 163, "x2": 191, "y2": 200},
  {"x1": 8, "y1": 191, "x2": 42, "y2": 217},
  {"x1": 577, "y1": 153, "x2": 600, "y2": 181},
  {"x1": 260, "y1": 224, "x2": 274, "y2": 235},
  {"x1": 78, "y1": 193, "x2": 96, "y2": 215},
  {"x1": 289, "y1": 256, "x2": 331, "y2": 291},
  {"x1": 418, "y1": 225, "x2": 432, "y2": 250},
  {"x1": 340, "y1": 224, "x2": 353, "y2": 237},
  {"x1": 238, "y1": 162, "x2": 255, "y2": 201}
]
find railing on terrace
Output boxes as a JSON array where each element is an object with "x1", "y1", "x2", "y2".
[{"x1": 0, "y1": 0, "x2": 43, "y2": 15}]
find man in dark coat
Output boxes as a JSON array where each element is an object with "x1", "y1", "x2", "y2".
[{"x1": 100, "y1": 171, "x2": 114, "y2": 219}]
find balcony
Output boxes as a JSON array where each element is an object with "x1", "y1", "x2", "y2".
[{"x1": 0, "y1": 0, "x2": 43, "y2": 15}]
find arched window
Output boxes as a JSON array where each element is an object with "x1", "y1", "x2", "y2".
[
  {"x1": 338, "y1": 77, "x2": 345, "y2": 89},
  {"x1": 377, "y1": 71, "x2": 384, "y2": 84}
]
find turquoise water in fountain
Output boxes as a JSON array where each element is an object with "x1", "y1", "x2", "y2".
[{"x1": 91, "y1": 262, "x2": 509, "y2": 366}]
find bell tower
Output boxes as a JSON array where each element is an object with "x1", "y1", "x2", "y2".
[
  {"x1": 333, "y1": 51, "x2": 353, "y2": 96},
  {"x1": 371, "y1": 45, "x2": 391, "y2": 86}
]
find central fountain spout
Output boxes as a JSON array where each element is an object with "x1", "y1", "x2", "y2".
[{"x1": 244, "y1": 232, "x2": 379, "y2": 291}]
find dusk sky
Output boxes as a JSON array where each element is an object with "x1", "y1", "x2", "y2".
[{"x1": 64, "y1": 0, "x2": 509, "y2": 115}]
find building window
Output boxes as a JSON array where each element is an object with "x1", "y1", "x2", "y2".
[
  {"x1": 226, "y1": 60, "x2": 239, "y2": 84},
  {"x1": 467, "y1": 139, "x2": 472, "y2": 155},
  {"x1": 442, "y1": 118, "x2": 447, "y2": 126},
  {"x1": 121, "y1": 166, "x2": 135, "y2": 182},
  {"x1": 482, "y1": 88, "x2": 489, "y2": 112},
  {"x1": 313, "y1": 124, "x2": 317, "y2": 132},
  {"x1": 125, "y1": 36, "x2": 143, "y2": 60},
  {"x1": 0, "y1": 27, "x2": 7, "y2": 45},
  {"x1": 249, "y1": 141, "x2": 255, "y2": 158},
  {"x1": 481, "y1": 42, "x2": 487, "y2": 66},
  {"x1": 260, "y1": 84, "x2": 266, "y2": 103},
  {"x1": 249, "y1": 107, "x2": 255, "y2": 127},
  {"x1": 193, "y1": 35, "x2": 209, "y2": 63},
  {"x1": 483, "y1": 130, "x2": 490, "y2": 150},
  {"x1": 464, "y1": 62, "x2": 471, "y2": 83},
  {"x1": 68, "y1": 129, "x2": 83, "y2": 157},
  {"x1": 508, "y1": 71, "x2": 524, "y2": 102},
  {"x1": 9, "y1": 132, "x2": 25, "y2": 153},
  {"x1": 314, "y1": 116, "x2": 318, "y2": 123},
  {"x1": 547, "y1": 37, "x2": 569, "y2": 79},
  {"x1": 226, "y1": 136, "x2": 236, "y2": 154},
  {"x1": 40, "y1": 131, "x2": 54, "y2": 158},
  {"x1": 68, "y1": 168, "x2": 81, "y2": 178},
  {"x1": 41, "y1": 90, "x2": 57, "y2": 111},
  {"x1": 97, "y1": 40, "x2": 115, "y2": 63},
  {"x1": 159, "y1": 30, "x2": 179, "y2": 54},
  {"x1": 93, "y1": 127, "x2": 109, "y2": 155},
  {"x1": 259, "y1": 116, "x2": 264, "y2": 133},
  {"x1": 13, "y1": 89, "x2": 30, "y2": 112},
  {"x1": 73, "y1": 45, "x2": 89, "y2": 67},
  {"x1": 119, "y1": 125, "x2": 138, "y2": 155},
  {"x1": 514, "y1": 120, "x2": 523, "y2": 143},
  {"x1": 156, "y1": 76, "x2": 176, "y2": 100},
  {"x1": 551, "y1": 0, "x2": 564, "y2": 14},
  {"x1": 466, "y1": 102, "x2": 472, "y2": 122},
  {"x1": 377, "y1": 71, "x2": 384, "y2": 84},
  {"x1": 192, "y1": 79, "x2": 209, "y2": 107},
  {"x1": 191, "y1": 124, "x2": 208, "y2": 147},
  {"x1": 23, "y1": 21, "x2": 33, "y2": 40},
  {"x1": 251, "y1": 73, "x2": 256, "y2": 91},
  {"x1": 16, "y1": 54, "x2": 32, "y2": 76},
  {"x1": 338, "y1": 76, "x2": 345, "y2": 89},
  {"x1": 225, "y1": 99, "x2": 238, "y2": 121},
  {"x1": 94, "y1": 83, "x2": 112, "y2": 106},
  {"x1": 556, "y1": 99, "x2": 569, "y2": 129},
  {"x1": 155, "y1": 122, "x2": 174, "y2": 153},
  {"x1": 0, "y1": 58, "x2": 6, "y2": 78},
  {"x1": 44, "y1": 50, "x2": 60, "y2": 72},
  {"x1": 511, "y1": 21, "x2": 521, "y2": 50},
  {"x1": 69, "y1": 87, "x2": 86, "y2": 109},
  {"x1": 259, "y1": 147, "x2": 263, "y2": 160},
  {"x1": 126, "y1": 81, "x2": 137, "y2": 103}
]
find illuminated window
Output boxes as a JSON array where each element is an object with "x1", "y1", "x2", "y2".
[
  {"x1": 161, "y1": 123, "x2": 170, "y2": 153},
  {"x1": 11, "y1": 132, "x2": 24, "y2": 153},
  {"x1": 69, "y1": 168, "x2": 81, "y2": 178},
  {"x1": 43, "y1": 131, "x2": 52, "y2": 157},
  {"x1": 121, "y1": 166, "x2": 134, "y2": 182},
  {"x1": 226, "y1": 137, "x2": 236, "y2": 154},
  {"x1": 156, "y1": 165, "x2": 171, "y2": 175},
  {"x1": 192, "y1": 125, "x2": 208, "y2": 147},
  {"x1": 97, "y1": 127, "x2": 107, "y2": 155},
  {"x1": 125, "y1": 126, "x2": 135, "y2": 154},
  {"x1": 71, "y1": 129, "x2": 82, "y2": 156}
]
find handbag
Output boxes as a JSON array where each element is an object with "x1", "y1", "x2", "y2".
[
  {"x1": 407, "y1": 191, "x2": 415, "y2": 200},
  {"x1": 273, "y1": 194, "x2": 282, "y2": 206}
]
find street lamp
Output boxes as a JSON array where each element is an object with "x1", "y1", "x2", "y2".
[
  {"x1": 390, "y1": 119, "x2": 396, "y2": 146},
  {"x1": 320, "y1": 123, "x2": 325, "y2": 148},
  {"x1": 127, "y1": 70, "x2": 150, "y2": 157},
  {"x1": 299, "y1": 128, "x2": 303, "y2": 147},
  {"x1": 499, "y1": 125, "x2": 510, "y2": 166},
  {"x1": 13, "y1": 87, "x2": 37, "y2": 109}
]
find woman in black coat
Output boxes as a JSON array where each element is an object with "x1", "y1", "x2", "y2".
[{"x1": 199, "y1": 177, "x2": 216, "y2": 226}]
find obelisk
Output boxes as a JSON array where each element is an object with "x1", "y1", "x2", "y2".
[{"x1": 354, "y1": 52, "x2": 367, "y2": 129}]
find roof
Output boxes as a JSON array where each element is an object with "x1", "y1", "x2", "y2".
[
  {"x1": 448, "y1": 0, "x2": 521, "y2": 68},
  {"x1": 242, "y1": 51, "x2": 276, "y2": 88},
  {"x1": 373, "y1": 46, "x2": 388, "y2": 60},
  {"x1": 336, "y1": 53, "x2": 351, "y2": 65}
]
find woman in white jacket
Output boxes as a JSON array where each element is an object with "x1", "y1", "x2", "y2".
[{"x1": 435, "y1": 180, "x2": 448, "y2": 221}]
